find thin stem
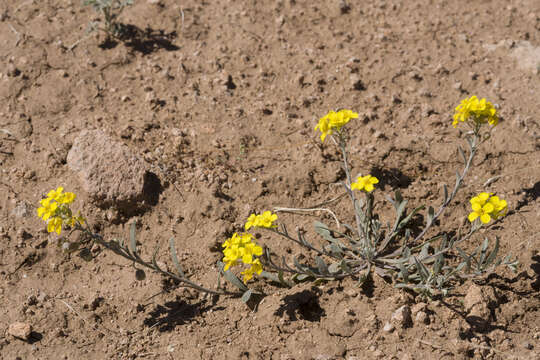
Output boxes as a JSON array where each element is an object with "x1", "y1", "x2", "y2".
[
  {"x1": 413, "y1": 135, "x2": 478, "y2": 243},
  {"x1": 336, "y1": 134, "x2": 366, "y2": 251},
  {"x1": 79, "y1": 224, "x2": 240, "y2": 296}
]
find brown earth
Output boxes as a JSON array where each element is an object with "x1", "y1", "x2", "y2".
[{"x1": 1, "y1": 0, "x2": 539, "y2": 359}]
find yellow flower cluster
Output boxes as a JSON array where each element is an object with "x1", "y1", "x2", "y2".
[
  {"x1": 351, "y1": 174, "x2": 379, "y2": 193},
  {"x1": 245, "y1": 211, "x2": 278, "y2": 230},
  {"x1": 37, "y1": 187, "x2": 84, "y2": 234},
  {"x1": 453, "y1": 96, "x2": 499, "y2": 129},
  {"x1": 468, "y1": 192, "x2": 507, "y2": 224},
  {"x1": 314, "y1": 109, "x2": 358, "y2": 142},
  {"x1": 222, "y1": 211, "x2": 277, "y2": 283},
  {"x1": 222, "y1": 233, "x2": 263, "y2": 283}
]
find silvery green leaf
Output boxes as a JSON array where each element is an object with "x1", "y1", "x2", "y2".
[
  {"x1": 151, "y1": 244, "x2": 161, "y2": 271},
  {"x1": 169, "y1": 237, "x2": 185, "y2": 278},
  {"x1": 328, "y1": 262, "x2": 341, "y2": 274},
  {"x1": 293, "y1": 256, "x2": 306, "y2": 272},
  {"x1": 129, "y1": 222, "x2": 138, "y2": 258},
  {"x1": 458, "y1": 146, "x2": 467, "y2": 164},
  {"x1": 315, "y1": 256, "x2": 328, "y2": 275},
  {"x1": 241, "y1": 289, "x2": 252, "y2": 303},
  {"x1": 443, "y1": 184, "x2": 449, "y2": 202},
  {"x1": 314, "y1": 221, "x2": 335, "y2": 243},
  {"x1": 414, "y1": 257, "x2": 430, "y2": 281},
  {"x1": 399, "y1": 262, "x2": 409, "y2": 282},
  {"x1": 340, "y1": 259, "x2": 351, "y2": 273},
  {"x1": 479, "y1": 238, "x2": 490, "y2": 265},
  {"x1": 217, "y1": 261, "x2": 248, "y2": 292},
  {"x1": 294, "y1": 274, "x2": 310, "y2": 281},
  {"x1": 485, "y1": 237, "x2": 500, "y2": 266},
  {"x1": 419, "y1": 243, "x2": 430, "y2": 259},
  {"x1": 427, "y1": 206, "x2": 435, "y2": 225}
]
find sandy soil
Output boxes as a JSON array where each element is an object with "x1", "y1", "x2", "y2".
[{"x1": 1, "y1": 0, "x2": 539, "y2": 359}]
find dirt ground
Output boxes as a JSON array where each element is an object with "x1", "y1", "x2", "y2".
[{"x1": 1, "y1": 0, "x2": 539, "y2": 359}]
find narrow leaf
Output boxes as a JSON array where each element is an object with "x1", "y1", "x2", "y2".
[
  {"x1": 241, "y1": 289, "x2": 252, "y2": 303},
  {"x1": 315, "y1": 256, "x2": 329, "y2": 275},
  {"x1": 151, "y1": 244, "x2": 161, "y2": 271},
  {"x1": 129, "y1": 222, "x2": 138, "y2": 258},
  {"x1": 485, "y1": 236, "x2": 500, "y2": 266},
  {"x1": 169, "y1": 237, "x2": 185, "y2": 278},
  {"x1": 443, "y1": 184, "x2": 449, "y2": 202},
  {"x1": 217, "y1": 261, "x2": 248, "y2": 292}
]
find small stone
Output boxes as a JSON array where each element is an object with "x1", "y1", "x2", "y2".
[
  {"x1": 11, "y1": 201, "x2": 32, "y2": 218},
  {"x1": 464, "y1": 284, "x2": 495, "y2": 328},
  {"x1": 8, "y1": 322, "x2": 32, "y2": 340},
  {"x1": 383, "y1": 321, "x2": 395, "y2": 333},
  {"x1": 391, "y1": 305, "x2": 412, "y2": 328},
  {"x1": 523, "y1": 342, "x2": 533, "y2": 350},
  {"x1": 411, "y1": 302, "x2": 427, "y2": 315},
  {"x1": 415, "y1": 311, "x2": 430, "y2": 325}
]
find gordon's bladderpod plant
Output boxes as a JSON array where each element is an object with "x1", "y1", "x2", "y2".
[
  {"x1": 83, "y1": 0, "x2": 133, "y2": 40},
  {"x1": 37, "y1": 96, "x2": 517, "y2": 304}
]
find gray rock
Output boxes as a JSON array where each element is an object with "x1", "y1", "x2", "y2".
[
  {"x1": 11, "y1": 201, "x2": 32, "y2": 218},
  {"x1": 67, "y1": 130, "x2": 160, "y2": 214}
]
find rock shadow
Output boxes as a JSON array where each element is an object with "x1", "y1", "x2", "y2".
[
  {"x1": 99, "y1": 24, "x2": 179, "y2": 54},
  {"x1": 274, "y1": 289, "x2": 325, "y2": 322},
  {"x1": 142, "y1": 171, "x2": 163, "y2": 207}
]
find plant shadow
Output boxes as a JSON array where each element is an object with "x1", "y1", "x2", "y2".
[
  {"x1": 369, "y1": 166, "x2": 412, "y2": 190},
  {"x1": 515, "y1": 180, "x2": 540, "y2": 211},
  {"x1": 274, "y1": 289, "x2": 325, "y2": 322},
  {"x1": 99, "y1": 24, "x2": 179, "y2": 54},
  {"x1": 143, "y1": 298, "x2": 210, "y2": 332}
]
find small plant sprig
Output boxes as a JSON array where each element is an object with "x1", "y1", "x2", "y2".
[
  {"x1": 83, "y1": 0, "x2": 133, "y2": 40},
  {"x1": 231, "y1": 99, "x2": 517, "y2": 298},
  {"x1": 36, "y1": 189, "x2": 246, "y2": 298}
]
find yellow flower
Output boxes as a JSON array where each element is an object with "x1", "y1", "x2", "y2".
[
  {"x1": 47, "y1": 216, "x2": 63, "y2": 235},
  {"x1": 488, "y1": 196, "x2": 507, "y2": 219},
  {"x1": 245, "y1": 214, "x2": 258, "y2": 230},
  {"x1": 452, "y1": 96, "x2": 498, "y2": 129},
  {"x1": 37, "y1": 197, "x2": 58, "y2": 221},
  {"x1": 257, "y1": 211, "x2": 278, "y2": 228},
  {"x1": 47, "y1": 187, "x2": 65, "y2": 201},
  {"x1": 222, "y1": 232, "x2": 263, "y2": 276},
  {"x1": 244, "y1": 211, "x2": 278, "y2": 229},
  {"x1": 314, "y1": 109, "x2": 358, "y2": 142},
  {"x1": 58, "y1": 192, "x2": 76, "y2": 205},
  {"x1": 241, "y1": 259, "x2": 263, "y2": 283},
  {"x1": 351, "y1": 175, "x2": 379, "y2": 192},
  {"x1": 468, "y1": 192, "x2": 507, "y2": 224}
]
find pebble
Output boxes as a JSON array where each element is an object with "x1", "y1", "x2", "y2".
[
  {"x1": 383, "y1": 321, "x2": 395, "y2": 333},
  {"x1": 391, "y1": 305, "x2": 412, "y2": 328}
]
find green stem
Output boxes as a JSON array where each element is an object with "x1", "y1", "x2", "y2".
[
  {"x1": 78, "y1": 224, "x2": 240, "y2": 296},
  {"x1": 413, "y1": 135, "x2": 478, "y2": 243}
]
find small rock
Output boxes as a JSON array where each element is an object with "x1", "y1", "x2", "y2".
[
  {"x1": 383, "y1": 321, "x2": 395, "y2": 333},
  {"x1": 67, "y1": 130, "x2": 160, "y2": 214},
  {"x1": 523, "y1": 342, "x2": 533, "y2": 350},
  {"x1": 415, "y1": 311, "x2": 430, "y2": 325},
  {"x1": 463, "y1": 284, "x2": 496, "y2": 329},
  {"x1": 391, "y1": 305, "x2": 412, "y2": 328},
  {"x1": 411, "y1": 302, "x2": 427, "y2": 315},
  {"x1": 8, "y1": 322, "x2": 32, "y2": 340},
  {"x1": 11, "y1": 201, "x2": 32, "y2": 218}
]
